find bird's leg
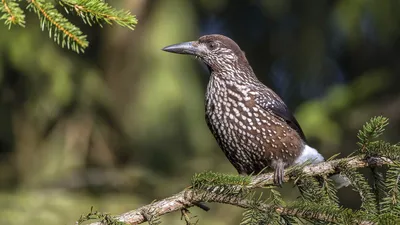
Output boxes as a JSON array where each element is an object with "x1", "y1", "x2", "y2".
[{"x1": 273, "y1": 160, "x2": 285, "y2": 187}]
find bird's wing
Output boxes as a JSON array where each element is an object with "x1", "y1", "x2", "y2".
[{"x1": 254, "y1": 90, "x2": 307, "y2": 142}]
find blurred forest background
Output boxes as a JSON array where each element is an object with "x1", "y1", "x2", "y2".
[{"x1": 1, "y1": 0, "x2": 400, "y2": 224}]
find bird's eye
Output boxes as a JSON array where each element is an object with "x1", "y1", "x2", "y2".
[{"x1": 207, "y1": 42, "x2": 217, "y2": 50}]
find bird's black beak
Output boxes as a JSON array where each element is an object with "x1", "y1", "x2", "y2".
[{"x1": 162, "y1": 41, "x2": 199, "y2": 56}]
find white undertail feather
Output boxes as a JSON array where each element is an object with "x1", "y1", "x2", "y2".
[
  {"x1": 294, "y1": 145, "x2": 324, "y2": 164},
  {"x1": 295, "y1": 145, "x2": 350, "y2": 189}
]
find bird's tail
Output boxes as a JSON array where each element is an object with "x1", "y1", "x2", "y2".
[{"x1": 295, "y1": 145, "x2": 350, "y2": 189}]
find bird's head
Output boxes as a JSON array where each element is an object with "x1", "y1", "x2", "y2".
[{"x1": 162, "y1": 34, "x2": 250, "y2": 73}]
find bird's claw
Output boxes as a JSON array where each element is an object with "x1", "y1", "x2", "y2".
[{"x1": 273, "y1": 164, "x2": 284, "y2": 187}]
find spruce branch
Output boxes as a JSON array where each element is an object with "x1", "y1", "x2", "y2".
[
  {"x1": 342, "y1": 168, "x2": 377, "y2": 218},
  {"x1": 84, "y1": 188, "x2": 372, "y2": 225},
  {"x1": 371, "y1": 168, "x2": 385, "y2": 213},
  {"x1": 59, "y1": 0, "x2": 137, "y2": 29},
  {"x1": 0, "y1": 0, "x2": 25, "y2": 28},
  {"x1": 81, "y1": 155, "x2": 392, "y2": 225},
  {"x1": 247, "y1": 155, "x2": 392, "y2": 189},
  {"x1": 2, "y1": 0, "x2": 137, "y2": 53},
  {"x1": 27, "y1": 0, "x2": 88, "y2": 53},
  {"x1": 79, "y1": 116, "x2": 398, "y2": 225},
  {"x1": 357, "y1": 116, "x2": 389, "y2": 152},
  {"x1": 380, "y1": 163, "x2": 400, "y2": 215},
  {"x1": 241, "y1": 193, "x2": 268, "y2": 225},
  {"x1": 77, "y1": 206, "x2": 127, "y2": 225},
  {"x1": 322, "y1": 177, "x2": 340, "y2": 206}
]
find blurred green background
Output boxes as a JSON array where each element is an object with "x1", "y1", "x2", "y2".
[{"x1": 1, "y1": 0, "x2": 400, "y2": 224}]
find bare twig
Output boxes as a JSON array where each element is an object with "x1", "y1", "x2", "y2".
[
  {"x1": 180, "y1": 208, "x2": 198, "y2": 225},
  {"x1": 85, "y1": 156, "x2": 392, "y2": 225}
]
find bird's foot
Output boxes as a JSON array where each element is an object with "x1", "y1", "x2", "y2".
[{"x1": 273, "y1": 163, "x2": 284, "y2": 187}]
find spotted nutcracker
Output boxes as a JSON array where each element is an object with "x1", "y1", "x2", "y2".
[{"x1": 162, "y1": 34, "x2": 348, "y2": 187}]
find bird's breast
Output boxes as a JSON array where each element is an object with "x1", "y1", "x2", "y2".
[{"x1": 205, "y1": 80, "x2": 305, "y2": 173}]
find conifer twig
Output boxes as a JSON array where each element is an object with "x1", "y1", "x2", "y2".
[
  {"x1": 0, "y1": 0, "x2": 25, "y2": 27},
  {"x1": 28, "y1": 0, "x2": 88, "y2": 53},
  {"x1": 83, "y1": 155, "x2": 392, "y2": 225},
  {"x1": 248, "y1": 155, "x2": 391, "y2": 188},
  {"x1": 59, "y1": 0, "x2": 137, "y2": 29},
  {"x1": 2, "y1": 0, "x2": 136, "y2": 53},
  {"x1": 2, "y1": 0, "x2": 12, "y2": 19}
]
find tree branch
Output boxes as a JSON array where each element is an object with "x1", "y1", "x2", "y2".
[
  {"x1": 86, "y1": 156, "x2": 392, "y2": 225},
  {"x1": 30, "y1": 0, "x2": 86, "y2": 47},
  {"x1": 59, "y1": 0, "x2": 137, "y2": 29},
  {"x1": 1, "y1": 0, "x2": 25, "y2": 27}
]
